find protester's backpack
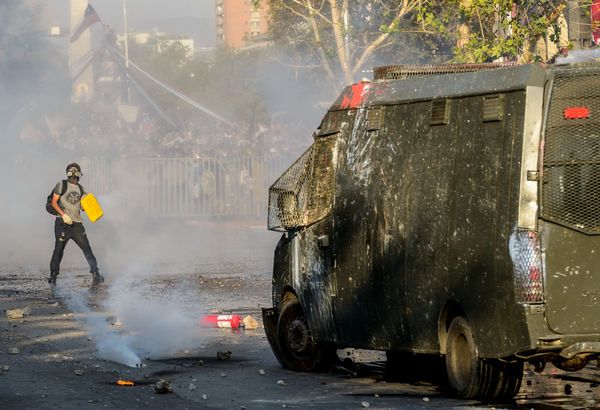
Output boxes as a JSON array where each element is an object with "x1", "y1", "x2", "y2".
[{"x1": 45, "y1": 180, "x2": 83, "y2": 215}]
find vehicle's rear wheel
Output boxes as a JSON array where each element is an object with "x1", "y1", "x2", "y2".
[
  {"x1": 445, "y1": 317, "x2": 523, "y2": 401},
  {"x1": 277, "y1": 297, "x2": 335, "y2": 372}
]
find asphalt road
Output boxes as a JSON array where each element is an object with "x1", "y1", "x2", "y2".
[
  {"x1": 1, "y1": 270, "x2": 600, "y2": 409},
  {"x1": 1, "y1": 223, "x2": 600, "y2": 409}
]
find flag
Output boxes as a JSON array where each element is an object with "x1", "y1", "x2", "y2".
[{"x1": 70, "y1": 4, "x2": 101, "y2": 43}]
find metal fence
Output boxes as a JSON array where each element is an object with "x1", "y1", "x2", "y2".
[{"x1": 81, "y1": 155, "x2": 290, "y2": 219}]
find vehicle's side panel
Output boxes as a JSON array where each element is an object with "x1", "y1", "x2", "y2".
[
  {"x1": 294, "y1": 219, "x2": 338, "y2": 343},
  {"x1": 401, "y1": 99, "x2": 458, "y2": 352},
  {"x1": 444, "y1": 91, "x2": 531, "y2": 357},
  {"x1": 361, "y1": 103, "x2": 416, "y2": 350},
  {"x1": 331, "y1": 108, "x2": 378, "y2": 347}
]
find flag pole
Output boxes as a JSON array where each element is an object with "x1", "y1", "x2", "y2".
[
  {"x1": 123, "y1": 0, "x2": 131, "y2": 103},
  {"x1": 123, "y1": 0, "x2": 129, "y2": 68}
]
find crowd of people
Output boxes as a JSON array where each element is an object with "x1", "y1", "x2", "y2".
[{"x1": 25, "y1": 104, "x2": 313, "y2": 164}]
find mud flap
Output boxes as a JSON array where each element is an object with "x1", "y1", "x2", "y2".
[{"x1": 262, "y1": 308, "x2": 285, "y2": 366}]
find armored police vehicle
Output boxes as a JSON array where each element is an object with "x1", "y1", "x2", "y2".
[{"x1": 262, "y1": 62, "x2": 600, "y2": 401}]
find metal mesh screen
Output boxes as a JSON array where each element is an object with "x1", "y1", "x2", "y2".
[
  {"x1": 542, "y1": 66, "x2": 600, "y2": 234},
  {"x1": 267, "y1": 136, "x2": 337, "y2": 231},
  {"x1": 268, "y1": 146, "x2": 314, "y2": 231},
  {"x1": 510, "y1": 230, "x2": 544, "y2": 304},
  {"x1": 373, "y1": 62, "x2": 518, "y2": 80}
]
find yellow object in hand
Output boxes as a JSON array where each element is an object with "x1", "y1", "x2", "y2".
[{"x1": 81, "y1": 193, "x2": 104, "y2": 223}]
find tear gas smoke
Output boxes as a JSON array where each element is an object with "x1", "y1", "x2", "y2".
[
  {"x1": 54, "y1": 285, "x2": 142, "y2": 368},
  {"x1": 1, "y1": 0, "x2": 447, "y2": 367},
  {"x1": 54, "y1": 275, "x2": 206, "y2": 367},
  {"x1": 106, "y1": 276, "x2": 202, "y2": 359}
]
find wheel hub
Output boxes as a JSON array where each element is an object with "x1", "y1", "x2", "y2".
[{"x1": 287, "y1": 317, "x2": 311, "y2": 353}]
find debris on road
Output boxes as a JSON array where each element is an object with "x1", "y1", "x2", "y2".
[
  {"x1": 220, "y1": 372, "x2": 227, "y2": 377},
  {"x1": 6, "y1": 307, "x2": 31, "y2": 319},
  {"x1": 116, "y1": 380, "x2": 135, "y2": 386},
  {"x1": 242, "y1": 315, "x2": 259, "y2": 330},
  {"x1": 8, "y1": 348, "x2": 20, "y2": 354},
  {"x1": 277, "y1": 379, "x2": 287, "y2": 386},
  {"x1": 154, "y1": 379, "x2": 173, "y2": 394},
  {"x1": 189, "y1": 383, "x2": 197, "y2": 391},
  {"x1": 361, "y1": 401, "x2": 370, "y2": 408},
  {"x1": 197, "y1": 360, "x2": 204, "y2": 367},
  {"x1": 423, "y1": 397, "x2": 430, "y2": 402},
  {"x1": 74, "y1": 370, "x2": 84, "y2": 376},
  {"x1": 217, "y1": 350, "x2": 232, "y2": 361},
  {"x1": 258, "y1": 369, "x2": 266, "y2": 375},
  {"x1": 202, "y1": 393, "x2": 208, "y2": 400},
  {"x1": 201, "y1": 314, "x2": 244, "y2": 329}
]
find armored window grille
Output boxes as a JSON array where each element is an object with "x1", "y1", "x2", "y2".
[
  {"x1": 542, "y1": 66, "x2": 600, "y2": 234},
  {"x1": 268, "y1": 135, "x2": 338, "y2": 231}
]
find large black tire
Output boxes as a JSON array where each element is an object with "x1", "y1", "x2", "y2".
[
  {"x1": 445, "y1": 317, "x2": 523, "y2": 401},
  {"x1": 276, "y1": 297, "x2": 336, "y2": 372}
]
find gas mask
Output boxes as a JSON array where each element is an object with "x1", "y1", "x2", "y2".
[{"x1": 66, "y1": 167, "x2": 82, "y2": 179}]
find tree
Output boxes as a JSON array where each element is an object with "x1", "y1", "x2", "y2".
[
  {"x1": 422, "y1": 1, "x2": 592, "y2": 63},
  {"x1": 265, "y1": 0, "x2": 593, "y2": 82},
  {"x1": 263, "y1": 0, "x2": 443, "y2": 91}
]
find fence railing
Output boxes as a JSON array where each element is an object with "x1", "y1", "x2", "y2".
[{"x1": 81, "y1": 155, "x2": 290, "y2": 219}]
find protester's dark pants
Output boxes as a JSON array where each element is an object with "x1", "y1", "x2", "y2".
[{"x1": 50, "y1": 218, "x2": 98, "y2": 275}]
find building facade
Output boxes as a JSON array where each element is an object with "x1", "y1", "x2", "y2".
[
  {"x1": 70, "y1": 0, "x2": 95, "y2": 101},
  {"x1": 215, "y1": 0, "x2": 269, "y2": 48}
]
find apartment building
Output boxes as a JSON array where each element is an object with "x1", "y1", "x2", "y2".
[{"x1": 215, "y1": 0, "x2": 269, "y2": 48}]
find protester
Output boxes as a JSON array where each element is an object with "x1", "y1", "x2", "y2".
[{"x1": 48, "y1": 162, "x2": 104, "y2": 287}]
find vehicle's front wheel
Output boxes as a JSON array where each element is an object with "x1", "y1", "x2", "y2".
[
  {"x1": 445, "y1": 317, "x2": 523, "y2": 401},
  {"x1": 276, "y1": 297, "x2": 335, "y2": 372}
]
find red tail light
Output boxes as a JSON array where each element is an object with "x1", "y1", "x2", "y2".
[{"x1": 510, "y1": 230, "x2": 544, "y2": 303}]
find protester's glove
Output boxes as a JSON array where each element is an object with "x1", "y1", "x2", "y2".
[{"x1": 62, "y1": 214, "x2": 73, "y2": 225}]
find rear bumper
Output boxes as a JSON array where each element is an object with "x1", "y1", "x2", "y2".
[{"x1": 559, "y1": 341, "x2": 600, "y2": 359}]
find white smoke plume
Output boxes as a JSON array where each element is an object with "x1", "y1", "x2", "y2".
[
  {"x1": 54, "y1": 285, "x2": 142, "y2": 368},
  {"x1": 104, "y1": 276, "x2": 203, "y2": 359},
  {"x1": 54, "y1": 273, "x2": 206, "y2": 367}
]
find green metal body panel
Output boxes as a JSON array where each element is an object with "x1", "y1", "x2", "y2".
[{"x1": 541, "y1": 220, "x2": 600, "y2": 334}]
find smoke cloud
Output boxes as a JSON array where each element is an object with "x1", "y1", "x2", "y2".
[
  {"x1": 54, "y1": 274, "x2": 207, "y2": 367},
  {"x1": 0, "y1": 0, "x2": 447, "y2": 366},
  {"x1": 54, "y1": 285, "x2": 142, "y2": 367}
]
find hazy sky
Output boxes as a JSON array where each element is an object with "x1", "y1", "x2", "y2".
[{"x1": 44, "y1": 0, "x2": 216, "y2": 46}]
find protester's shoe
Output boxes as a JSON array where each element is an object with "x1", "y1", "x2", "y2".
[
  {"x1": 48, "y1": 272, "x2": 58, "y2": 285},
  {"x1": 91, "y1": 272, "x2": 104, "y2": 288}
]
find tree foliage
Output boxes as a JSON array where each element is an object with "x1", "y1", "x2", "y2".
[
  {"x1": 263, "y1": 0, "x2": 592, "y2": 89},
  {"x1": 126, "y1": 38, "x2": 271, "y2": 129},
  {"x1": 264, "y1": 0, "x2": 450, "y2": 91},
  {"x1": 422, "y1": 0, "x2": 589, "y2": 63}
]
